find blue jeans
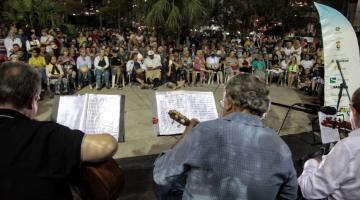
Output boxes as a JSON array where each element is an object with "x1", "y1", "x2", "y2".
[
  {"x1": 38, "y1": 68, "x2": 47, "y2": 87},
  {"x1": 96, "y1": 69, "x2": 110, "y2": 88},
  {"x1": 50, "y1": 78, "x2": 68, "y2": 94},
  {"x1": 77, "y1": 71, "x2": 92, "y2": 87}
]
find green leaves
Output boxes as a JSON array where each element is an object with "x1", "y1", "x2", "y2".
[
  {"x1": 2, "y1": 0, "x2": 64, "y2": 27},
  {"x1": 144, "y1": 0, "x2": 214, "y2": 34},
  {"x1": 165, "y1": 3, "x2": 181, "y2": 32},
  {"x1": 183, "y1": 0, "x2": 207, "y2": 26},
  {"x1": 146, "y1": 0, "x2": 171, "y2": 27}
]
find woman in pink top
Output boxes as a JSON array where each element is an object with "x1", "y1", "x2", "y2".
[{"x1": 193, "y1": 50, "x2": 207, "y2": 86}]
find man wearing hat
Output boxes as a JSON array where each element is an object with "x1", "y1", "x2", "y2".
[{"x1": 144, "y1": 50, "x2": 162, "y2": 89}]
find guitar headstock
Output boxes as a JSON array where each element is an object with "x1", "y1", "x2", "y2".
[
  {"x1": 321, "y1": 117, "x2": 352, "y2": 131},
  {"x1": 168, "y1": 110, "x2": 190, "y2": 126}
]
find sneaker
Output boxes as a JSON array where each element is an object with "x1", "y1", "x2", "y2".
[
  {"x1": 106, "y1": 85, "x2": 110, "y2": 89},
  {"x1": 89, "y1": 85, "x2": 93, "y2": 89},
  {"x1": 96, "y1": 87, "x2": 101, "y2": 91}
]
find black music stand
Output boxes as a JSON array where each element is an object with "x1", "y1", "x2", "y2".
[{"x1": 335, "y1": 60, "x2": 351, "y2": 111}]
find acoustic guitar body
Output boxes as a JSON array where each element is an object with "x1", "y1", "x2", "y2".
[{"x1": 77, "y1": 159, "x2": 125, "y2": 200}]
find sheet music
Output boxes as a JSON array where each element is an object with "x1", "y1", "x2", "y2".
[
  {"x1": 318, "y1": 112, "x2": 340, "y2": 144},
  {"x1": 187, "y1": 92, "x2": 218, "y2": 121},
  {"x1": 155, "y1": 91, "x2": 218, "y2": 136},
  {"x1": 85, "y1": 94, "x2": 121, "y2": 140},
  {"x1": 156, "y1": 91, "x2": 188, "y2": 135},
  {"x1": 57, "y1": 94, "x2": 87, "y2": 131}
]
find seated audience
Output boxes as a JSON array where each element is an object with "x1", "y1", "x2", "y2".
[
  {"x1": 287, "y1": 56, "x2": 299, "y2": 88},
  {"x1": 193, "y1": 50, "x2": 208, "y2": 85},
  {"x1": 94, "y1": 49, "x2": 110, "y2": 90},
  {"x1": 144, "y1": 50, "x2": 162, "y2": 89},
  {"x1": 76, "y1": 48, "x2": 93, "y2": 89},
  {"x1": 28, "y1": 48, "x2": 47, "y2": 91},
  {"x1": 58, "y1": 48, "x2": 76, "y2": 90},
  {"x1": 206, "y1": 50, "x2": 222, "y2": 84},
  {"x1": 46, "y1": 55, "x2": 68, "y2": 95}
]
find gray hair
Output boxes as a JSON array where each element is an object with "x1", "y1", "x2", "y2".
[{"x1": 225, "y1": 74, "x2": 270, "y2": 116}]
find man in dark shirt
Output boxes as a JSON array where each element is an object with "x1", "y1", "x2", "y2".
[{"x1": 0, "y1": 62, "x2": 118, "y2": 200}]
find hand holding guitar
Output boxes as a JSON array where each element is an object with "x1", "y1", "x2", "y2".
[{"x1": 168, "y1": 110, "x2": 200, "y2": 143}]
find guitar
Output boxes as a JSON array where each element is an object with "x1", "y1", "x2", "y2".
[
  {"x1": 321, "y1": 117, "x2": 352, "y2": 132},
  {"x1": 168, "y1": 110, "x2": 191, "y2": 126},
  {"x1": 75, "y1": 159, "x2": 125, "y2": 200}
]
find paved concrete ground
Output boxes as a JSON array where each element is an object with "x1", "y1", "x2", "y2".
[{"x1": 36, "y1": 84, "x2": 317, "y2": 159}]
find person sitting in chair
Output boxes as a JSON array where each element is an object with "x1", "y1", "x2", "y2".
[
  {"x1": 94, "y1": 49, "x2": 110, "y2": 90},
  {"x1": 298, "y1": 88, "x2": 360, "y2": 199},
  {"x1": 46, "y1": 55, "x2": 68, "y2": 95},
  {"x1": 144, "y1": 50, "x2": 162, "y2": 90},
  {"x1": 76, "y1": 48, "x2": 93, "y2": 90}
]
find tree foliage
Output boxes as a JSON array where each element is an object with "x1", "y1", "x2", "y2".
[
  {"x1": 142, "y1": 0, "x2": 217, "y2": 34},
  {"x1": 2, "y1": 0, "x2": 68, "y2": 27}
]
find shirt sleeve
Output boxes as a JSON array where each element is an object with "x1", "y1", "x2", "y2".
[
  {"x1": 45, "y1": 123, "x2": 85, "y2": 176},
  {"x1": 104, "y1": 57, "x2": 110, "y2": 69},
  {"x1": 94, "y1": 57, "x2": 100, "y2": 69},
  {"x1": 298, "y1": 142, "x2": 352, "y2": 199},
  {"x1": 277, "y1": 159, "x2": 298, "y2": 200},
  {"x1": 76, "y1": 57, "x2": 80, "y2": 70},
  {"x1": 153, "y1": 125, "x2": 201, "y2": 190}
]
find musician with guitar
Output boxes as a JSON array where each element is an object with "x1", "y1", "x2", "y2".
[
  {"x1": 298, "y1": 88, "x2": 360, "y2": 199},
  {"x1": 154, "y1": 74, "x2": 298, "y2": 200},
  {"x1": 0, "y1": 62, "x2": 120, "y2": 200}
]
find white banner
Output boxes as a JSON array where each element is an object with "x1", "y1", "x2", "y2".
[{"x1": 315, "y1": 2, "x2": 360, "y2": 113}]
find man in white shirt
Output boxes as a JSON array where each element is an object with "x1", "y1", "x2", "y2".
[
  {"x1": 298, "y1": 87, "x2": 360, "y2": 200},
  {"x1": 4, "y1": 32, "x2": 22, "y2": 57},
  {"x1": 206, "y1": 51, "x2": 221, "y2": 84},
  {"x1": 282, "y1": 42, "x2": 294, "y2": 57},
  {"x1": 144, "y1": 50, "x2": 162, "y2": 89},
  {"x1": 300, "y1": 54, "x2": 314, "y2": 71},
  {"x1": 40, "y1": 29, "x2": 54, "y2": 54}
]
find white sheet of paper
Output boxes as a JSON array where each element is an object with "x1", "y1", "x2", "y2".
[
  {"x1": 85, "y1": 94, "x2": 121, "y2": 140},
  {"x1": 318, "y1": 112, "x2": 340, "y2": 144},
  {"x1": 155, "y1": 91, "x2": 218, "y2": 136},
  {"x1": 187, "y1": 91, "x2": 219, "y2": 121},
  {"x1": 57, "y1": 95, "x2": 87, "y2": 131}
]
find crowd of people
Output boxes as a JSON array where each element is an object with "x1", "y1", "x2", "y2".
[
  {"x1": 0, "y1": 23, "x2": 324, "y2": 98},
  {"x1": 2, "y1": 23, "x2": 360, "y2": 200}
]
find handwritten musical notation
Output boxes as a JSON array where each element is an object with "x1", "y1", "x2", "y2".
[
  {"x1": 155, "y1": 91, "x2": 218, "y2": 136},
  {"x1": 57, "y1": 94, "x2": 122, "y2": 140}
]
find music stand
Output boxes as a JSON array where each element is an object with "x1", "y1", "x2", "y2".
[{"x1": 335, "y1": 60, "x2": 351, "y2": 111}]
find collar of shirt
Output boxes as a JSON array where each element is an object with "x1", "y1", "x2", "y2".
[
  {"x1": 221, "y1": 112, "x2": 263, "y2": 127},
  {"x1": 0, "y1": 109, "x2": 29, "y2": 120},
  {"x1": 348, "y1": 128, "x2": 360, "y2": 137}
]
